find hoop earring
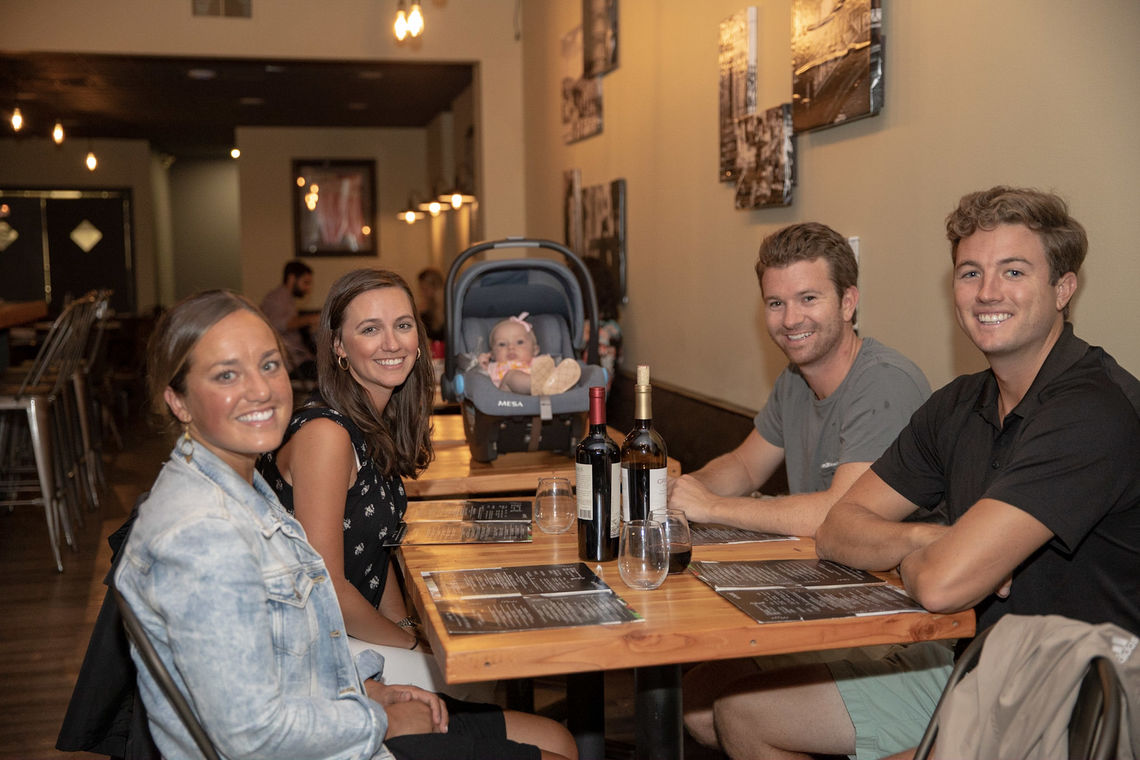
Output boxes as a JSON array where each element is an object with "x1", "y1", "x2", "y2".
[
  {"x1": 337, "y1": 355, "x2": 349, "y2": 371},
  {"x1": 178, "y1": 425, "x2": 194, "y2": 463},
  {"x1": 417, "y1": 347, "x2": 421, "y2": 360}
]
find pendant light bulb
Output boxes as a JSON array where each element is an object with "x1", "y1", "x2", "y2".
[
  {"x1": 10, "y1": 107, "x2": 23, "y2": 132},
  {"x1": 85, "y1": 150, "x2": 98, "y2": 171},
  {"x1": 407, "y1": 2, "x2": 424, "y2": 37},
  {"x1": 52, "y1": 121, "x2": 65, "y2": 144},
  {"x1": 393, "y1": 2, "x2": 409, "y2": 41}
]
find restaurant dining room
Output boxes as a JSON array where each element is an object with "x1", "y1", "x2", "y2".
[{"x1": 2, "y1": 1, "x2": 1138, "y2": 759}]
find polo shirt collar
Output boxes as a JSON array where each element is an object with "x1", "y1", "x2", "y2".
[{"x1": 973, "y1": 322, "x2": 1088, "y2": 428}]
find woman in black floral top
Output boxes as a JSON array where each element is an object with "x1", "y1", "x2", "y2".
[{"x1": 258, "y1": 269, "x2": 435, "y2": 654}]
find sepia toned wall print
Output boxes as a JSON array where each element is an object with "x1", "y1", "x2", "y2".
[{"x1": 791, "y1": 0, "x2": 883, "y2": 132}]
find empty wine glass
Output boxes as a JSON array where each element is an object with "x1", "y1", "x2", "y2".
[
  {"x1": 618, "y1": 519, "x2": 669, "y2": 590},
  {"x1": 662, "y1": 509, "x2": 692, "y2": 574},
  {"x1": 534, "y1": 476, "x2": 576, "y2": 534}
]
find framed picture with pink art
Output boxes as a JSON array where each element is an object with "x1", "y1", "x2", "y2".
[{"x1": 293, "y1": 159, "x2": 377, "y2": 257}]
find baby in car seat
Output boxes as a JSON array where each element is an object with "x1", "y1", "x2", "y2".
[{"x1": 478, "y1": 312, "x2": 581, "y2": 395}]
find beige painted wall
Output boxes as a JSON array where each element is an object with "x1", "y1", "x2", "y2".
[
  {"x1": 521, "y1": 0, "x2": 1140, "y2": 410},
  {"x1": 236, "y1": 126, "x2": 431, "y2": 314}
]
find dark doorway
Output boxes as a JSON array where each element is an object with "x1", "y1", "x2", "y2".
[{"x1": 0, "y1": 189, "x2": 135, "y2": 315}]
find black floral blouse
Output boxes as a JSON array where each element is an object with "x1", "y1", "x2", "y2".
[{"x1": 258, "y1": 404, "x2": 407, "y2": 608}]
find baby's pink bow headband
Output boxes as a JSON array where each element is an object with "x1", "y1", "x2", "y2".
[{"x1": 509, "y1": 312, "x2": 533, "y2": 332}]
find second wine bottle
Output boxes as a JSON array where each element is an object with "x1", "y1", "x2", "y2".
[{"x1": 621, "y1": 364, "x2": 668, "y2": 523}]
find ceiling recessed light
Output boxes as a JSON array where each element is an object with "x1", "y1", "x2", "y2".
[
  {"x1": 347, "y1": 102, "x2": 368, "y2": 111},
  {"x1": 264, "y1": 64, "x2": 287, "y2": 74},
  {"x1": 187, "y1": 68, "x2": 217, "y2": 80},
  {"x1": 239, "y1": 96, "x2": 265, "y2": 106},
  {"x1": 358, "y1": 70, "x2": 384, "y2": 81}
]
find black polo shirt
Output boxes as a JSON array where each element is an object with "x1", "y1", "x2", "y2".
[{"x1": 872, "y1": 324, "x2": 1140, "y2": 634}]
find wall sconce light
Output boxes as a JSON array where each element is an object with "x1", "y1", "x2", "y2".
[
  {"x1": 52, "y1": 120, "x2": 65, "y2": 144},
  {"x1": 393, "y1": 0, "x2": 424, "y2": 41},
  {"x1": 10, "y1": 107, "x2": 23, "y2": 132}
]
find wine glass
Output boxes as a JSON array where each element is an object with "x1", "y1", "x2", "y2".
[
  {"x1": 534, "y1": 477, "x2": 576, "y2": 534},
  {"x1": 662, "y1": 509, "x2": 692, "y2": 574},
  {"x1": 618, "y1": 519, "x2": 669, "y2": 590}
]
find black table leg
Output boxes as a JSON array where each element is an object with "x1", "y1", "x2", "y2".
[
  {"x1": 634, "y1": 664, "x2": 683, "y2": 760},
  {"x1": 567, "y1": 671, "x2": 607, "y2": 760}
]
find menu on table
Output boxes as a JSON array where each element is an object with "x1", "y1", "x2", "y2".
[
  {"x1": 689, "y1": 522, "x2": 799, "y2": 546},
  {"x1": 690, "y1": 559, "x2": 924, "y2": 623},
  {"x1": 387, "y1": 499, "x2": 533, "y2": 545},
  {"x1": 422, "y1": 562, "x2": 643, "y2": 634}
]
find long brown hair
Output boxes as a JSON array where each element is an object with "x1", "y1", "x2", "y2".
[{"x1": 316, "y1": 269, "x2": 435, "y2": 478}]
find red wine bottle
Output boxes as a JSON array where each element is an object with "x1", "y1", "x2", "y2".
[
  {"x1": 576, "y1": 386, "x2": 620, "y2": 561},
  {"x1": 621, "y1": 365, "x2": 668, "y2": 523}
]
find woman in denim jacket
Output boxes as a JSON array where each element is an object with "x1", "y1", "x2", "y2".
[{"x1": 115, "y1": 290, "x2": 575, "y2": 760}]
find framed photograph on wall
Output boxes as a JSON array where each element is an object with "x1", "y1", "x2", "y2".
[
  {"x1": 582, "y1": 179, "x2": 626, "y2": 303},
  {"x1": 583, "y1": 0, "x2": 619, "y2": 77},
  {"x1": 293, "y1": 159, "x2": 377, "y2": 257},
  {"x1": 791, "y1": 0, "x2": 883, "y2": 132},
  {"x1": 562, "y1": 25, "x2": 604, "y2": 144},
  {"x1": 734, "y1": 104, "x2": 795, "y2": 209},
  {"x1": 718, "y1": 7, "x2": 758, "y2": 183}
]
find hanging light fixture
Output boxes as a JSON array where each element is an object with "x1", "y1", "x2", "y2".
[
  {"x1": 437, "y1": 180, "x2": 477, "y2": 210},
  {"x1": 398, "y1": 195, "x2": 425, "y2": 224},
  {"x1": 10, "y1": 107, "x2": 23, "y2": 132},
  {"x1": 393, "y1": 0, "x2": 424, "y2": 41},
  {"x1": 417, "y1": 197, "x2": 445, "y2": 217},
  {"x1": 393, "y1": 0, "x2": 409, "y2": 41},
  {"x1": 85, "y1": 149, "x2": 98, "y2": 172},
  {"x1": 407, "y1": 2, "x2": 424, "y2": 37},
  {"x1": 52, "y1": 120, "x2": 65, "y2": 145}
]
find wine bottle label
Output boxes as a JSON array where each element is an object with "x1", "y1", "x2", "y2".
[
  {"x1": 575, "y1": 463, "x2": 592, "y2": 520},
  {"x1": 647, "y1": 466, "x2": 668, "y2": 521},
  {"x1": 608, "y1": 462, "x2": 621, "y2": 538},
  {"x1": 621, "y1": 466, "x2": 669, "y2": 522}
]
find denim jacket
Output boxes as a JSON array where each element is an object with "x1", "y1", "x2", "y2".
[{"x1": 114, "y1": 442, "x2": 394, "y2": 760}]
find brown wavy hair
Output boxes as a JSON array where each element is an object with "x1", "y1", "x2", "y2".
[
  {"x1": 946, "y1": 186, "x2": 1086, "y2": 318},
  {"x1": 315, "y1": 269, "x2": 435, "y2": 479},
  {"x1": 146, "y1": 290, "x2": 284, "y2": 433}
]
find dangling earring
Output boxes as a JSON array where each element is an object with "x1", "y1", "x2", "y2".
[
  {"x1": 337, "y1": 355, "x2": 349, "y2": 371},
  {"x1": 178, "y1": 425, "x2": 194, "y2": 463}
]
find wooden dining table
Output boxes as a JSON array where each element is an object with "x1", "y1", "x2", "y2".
[
  {"x1": 398, "y1": 505, "x2": 975, "y2": 759},
  {"x1": 408, "y1": 413, "x2": 681, "y2": 499}
]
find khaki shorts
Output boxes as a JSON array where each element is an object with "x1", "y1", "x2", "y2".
[{"x1": 826, "y1": 641, "x2": 956, "y2": 760}]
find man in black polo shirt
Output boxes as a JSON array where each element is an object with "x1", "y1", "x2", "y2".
[{"x1": 699, "y1": 187, "x2": 1140, "y2": 760}]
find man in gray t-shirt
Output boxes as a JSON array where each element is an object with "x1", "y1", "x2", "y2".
[{"x1": 668, "y1": 223, "x2": 930, "y2": 538}]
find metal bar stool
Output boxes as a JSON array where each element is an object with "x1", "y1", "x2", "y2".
[{"x1": 0, "y1": 295, "x2": 98, "y2": 570}]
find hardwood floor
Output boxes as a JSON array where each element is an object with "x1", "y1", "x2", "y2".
[{"x1": 0, "y1": 418, "x2": 166, "y2": 759}]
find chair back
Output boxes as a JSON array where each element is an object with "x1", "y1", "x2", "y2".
[
  {"x1": 914, "y1": 616, "x2": 1130, "y2": 760},
  {"x1": 111, "y1": 585, "x2": 222, "y2": 760},
  {"x1": 17, "y1": 293, "x2": 99, "y2": 398}
]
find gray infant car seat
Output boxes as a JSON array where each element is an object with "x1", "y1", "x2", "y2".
[{"x1": 440, "y1": 238, "x2": 605, "y2": 462}]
